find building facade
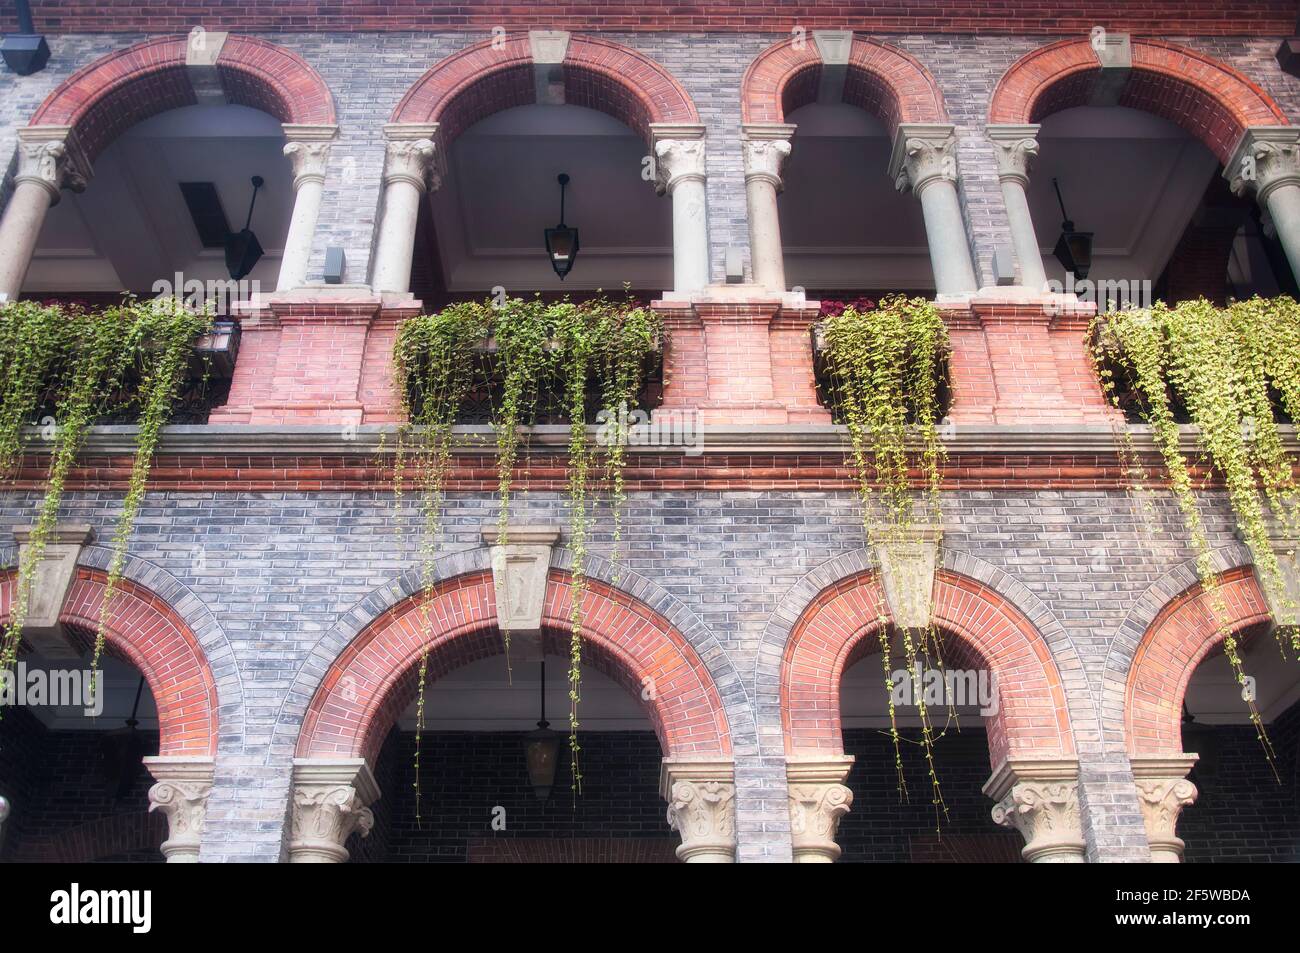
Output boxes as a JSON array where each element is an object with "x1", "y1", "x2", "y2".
[{"x1": 0, "y1": 1, "x2": 1298, "y2": 863}]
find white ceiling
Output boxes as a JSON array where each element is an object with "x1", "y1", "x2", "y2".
[
  {"x1": 432, "y1": 104, "x2": 672, "y2": 293},
  {"x1": 27, "y1": 104, "x2": 292, "y2": 295}
]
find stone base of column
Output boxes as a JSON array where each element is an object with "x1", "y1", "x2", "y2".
[
  {"x1": 289, "y1": 758, "x2": 380, "y2": 863},
  {"x1": 943, "y1": 290, "x2": 1119, "y2": 425},
  {"x1": 210, "y1": 286, "x2": 419, "y2": 425},
  {"x1": 786, "y1": 755, "x2": 854, "y2": 863},
  {"x1": 144, "y1": 756, "x2": 215, "y2": 863},
  {"x1": 660, "y1": 759, "x2": 737, "y2": 863},
  {"x1": 653, "y1": 287, "x2": 830, "y2": 425},
  {"x1": 984, "y1": 757, "x2": 1086, "y2": 863},
  {"x1": 1131, "y1": 754, "x2": 1199, "y2": 863}
]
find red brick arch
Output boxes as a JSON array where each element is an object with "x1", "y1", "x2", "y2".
[
  {"x1": 1125, "y1": 567, "x2": 1271, "y2": 756},
  {"x1": 391, "y1": 34, "x2": 699, "y2": 145},
  {"x1": 989, "y1": 38, "x2": 1289, "y2": 164},
  {"x1": 781, "y1": 570, "x2": 1073, "y2": 767},
  {"x1": 29, "y1": 34, "x2": 336, "y2": 162},
  {"x1": 296, "y1": 570, "x2": 730, "y2": 764},
  {"x1": 0, "y1": 568, "x2": 219, "y2": 757},
  {"x1": 741, "y1": 35, "x2": 947, "y2": 135}
]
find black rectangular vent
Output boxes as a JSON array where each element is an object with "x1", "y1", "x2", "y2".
[{"x1": 178, "y1": 181, "x2": 231, "y2": 248}]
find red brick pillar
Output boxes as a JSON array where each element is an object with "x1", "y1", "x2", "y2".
[
  {"x1": 944, "y1": 295, "x2": 1117, "y2": 425},
  {"x1": 211, "y1": 290, "x2": 413, "y2": 425},
  {"x1": 653, "y1": 290, "x2": 829, "y2": 425}
]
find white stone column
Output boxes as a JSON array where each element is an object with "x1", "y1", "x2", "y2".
[
  {"x1": 889, "y1": 123, "x2": 979, "y2": 297},
  {"x1": 984, "y1": 758, "x2": 1086, "y2": 863},
  {"x1": 650, "y1": 124, "x2": 709, "y2": 294},
  {"x1": 277, "y1": 124, "x2": 338, "y2": 291},
  {"x1": 0, "y1": 126, "x2": 90, "y2": 303},
  {"x1": 1132, "y1": 756, "x2": 1199, "y2": 863},
  {"x1": 371, "y1": 124, "x2": 441, "y2": 295},
  {"x1": 143, "y1": 756, "x2": 215, "y2": 863},
  {"x1": 289, "y1": 758, "x2": 379, "y2": 863},
  {"x1": 741, "y1": 123, "x2": 796, "y2": 293},
  {"x1": 661, "y1": 759, "x2": 736, "y2": 863},
  {"x1": 988, "y1": 124, "x2": 1048, "y2": 292},
  {"x1": 1227, "y1": 127, "x2": 1300, "y2": 283},
  {"x1": 787, "y1": 756, "x2": 854, "y2": 863}
]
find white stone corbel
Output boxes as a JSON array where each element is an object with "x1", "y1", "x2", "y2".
[
  {"x1": 984, "y1": 758, "x2": 1086, "y2": 862},
  {"x1": 289, "y1": 758, "x2": 380, "y2": 863},
  {"x1": 812, "y1": 30, "x2": 853, "y2": 103},
  {"x1": 144, "y1": 756, "x2": 215, "y2": 863},
  {"x1": 1089, "y1": 30, "x2": 1132, "y2": 106},
  {"x1": 11, "y1": 524, "x2": 94, "y2": 659},
  {"x1": 1235, "y1": 517, "x2": 1300, "y2": 628},
  {"x1": 661, "y1": 759, "x2": 736, "y2": 863},
  {"x1": 184, "y1": 28, "x2": 230, "y2": 105},
  {"x1": 870, "y1": 523, "x2": 941, "y2": 631},
  {"x1": 483, "y1": 525, "x2": 561, "y2": 662},
  {"x1": 1131, "y1": 755, "x2": 1199, "y2": 863},
  {"x1": 529, "y1": 30, "x2": 570, "y2": 104},
  {"x1": 786, "y1": 755, "x2": 855, "y2": 863}
]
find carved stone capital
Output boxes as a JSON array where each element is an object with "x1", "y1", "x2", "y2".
[
  {"x1": 15, "y1": 127, "x2": 91, "y2": 203},
  {"x1": 1226, "y1": 127, "x2": 1300, "y2": 205},
  {"x1": 889, "y1": 123, "x2": 960, "y2": 197},
  {"x1": 652, "y1": 136, "x2": 707, "y2": 196},
  {"x1": 1131, "y1": 755, "x2": 1198, "y2": 863},
  {"x1": 987, "y1": 124, "x2": 1041, "y2": 187},
  {"x1": 282, "y1": 124, "x2": 339, "y2": 190},
  {"x1": 869, "y1": 523, "x2": 941, "y2": 630},
  {"x1": 741, "y1": 124, "x2": 796, "y2": 191},
  {"x1": 984, "y1": 758, "x2": 1085, "y2": 862},
  {"x1": 382, "y1": 123, "x2": 442, "y2": 193},
  {"x1": 289, "y1": 758, "x2": 380, "y2": 863},
  {"x1": 787, "y1": 756, "x2": 854, "y2": 863},
  {"x1": 660, "y1": 759, "x2": 736, "y2": 863},
  {"x1": 144, "y1": 756, "x2": 214, "y2": 863},
  {"x1": 12, "y1": 523, "x2": 94, "y2": 659}
]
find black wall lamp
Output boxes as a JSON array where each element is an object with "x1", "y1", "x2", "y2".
[
  {"x1": 225, "y1": 175, "x2": 265, "y2": 281},
  {"x1": 1, "y1": 0, "x2": 50, "y2": 75},
  {"x1": 544, "y1": 173, "x2": 580, "y2": 280},
  {"x1": 1051, "y1": 177, "x2": 1094, "y2": 281}
]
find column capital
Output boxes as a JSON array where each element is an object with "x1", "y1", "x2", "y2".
[
  {"x1": 984, "y1": 758, "x2": 1086, "y2": 863},
  {"x1": 890, "y1": 123, "x2": 960, "y2": 197},
  {"x1": 289, "y1": 758, "x2": 379, "y2": 863},
  {"x1": 382, "y1": 123, "x2": 442, "y2": 193},
  {"x1": 282, "y1": 123, "x2": 339, "y2": 190},
  {"x1": 741, "y1": 123, "x2": 796, "y2": 191},
  {"x1": 1131, "y1": 755, "x2": 1199, "y2": 863},
  {"x1": 143, "y1": 756, "x2": 215, "y2": 863},
  {"x1": 650, "y1": 126, "x2": 707, "y2": 196},
  {"x1": 1226, "y1": 126, "x2": 1300, "y2": 204},
  {"x1": 787, "y1": 756, "x2": 854, "y2": 863},
  {"x1": 15, "y1": 126, "x2": 91, "y2": 203},
  {"x1": 986, "y1": 124, "x2": 1041, "y2": 187},
  {"x1": 660, "y1": 759, "x2": 736, "y2": 863}
]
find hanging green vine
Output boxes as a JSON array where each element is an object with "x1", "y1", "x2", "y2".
[
  {"x1": 820, "y1": 295, "x2": 950, "y2": 824},
  {"x1": 392, "y1": 294, "x2": 661, "y2": 797},
  {"x1": 1094, "y1": 296, "x2": 1300, "y2": 761},
  {"x1": 0, "y1": 298, "x2": 212, "y2": 702}
]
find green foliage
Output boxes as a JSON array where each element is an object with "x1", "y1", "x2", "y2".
[
  {"x1": 820, "y1": 295, "x2": 950, "y2": 823},
  {"x1": 0, "y1": 298, "x2": 212, "y2": 698},
  {"x1": 1094, "y1": 296, "x2": 1300, "y2": 760},
  {"x1": 392, "y1": 294, "x2": 662, "y2": 798}
]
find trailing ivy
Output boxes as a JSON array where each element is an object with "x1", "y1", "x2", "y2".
[
  {"x1": 820, "y1": 295, "x2": 950, "y2": 824},
  {"x1": 1094, "y1": 296, "x2": 1300, "y2": 760},
  {"x1": 0, "y1": 298, "x2": 212, "y2": 701},
  {"x1": 392, "y1": 294, "x2": 661, "y2": 797}
]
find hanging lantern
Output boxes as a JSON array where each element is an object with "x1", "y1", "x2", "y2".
[
  {"x1": 224, "y1": 175, "x2": 265, "y2": 281},
  {"x1": 543, "y1": 173, "x2": 580, "y2": 280},
  {"x1": 1051, "y1": 177, "x2": 1094, "y2": 281},
  {"x1": 523, "y1": 660, "x2": 560, "y2": 800}
]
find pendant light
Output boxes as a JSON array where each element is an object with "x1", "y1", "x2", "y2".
[
  {"x1": 1051, "y1": 177, "x2": 1094, "y2": 281},
  {"x1": 523, "y1": 660, "x2": 560, "y2": 800},
  {"x1": 225, "y1": 175, "x2": 265, "y2": 281},
  {"x1": 543, "y1": 173, "x2": 580, "y2": 279}
]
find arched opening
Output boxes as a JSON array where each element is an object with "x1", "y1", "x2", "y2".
[
  {"x1": 295, "y1": 570, "x2": 734, "y2": 863},
  {"x1": 989, "y1": 38, "x2": 1296, "y2": 302},
  {"x1": 1, "y1": 35, "x2": 337, "y2": 305},
  {"x1": 1126, "y1": 567, "x2": 1300, "y2": 862},
  {"x1": 0, "y1": 569, "x2": 219, "y2": 863},
  {"x1": 781, "y1": 569, "x2": 1077, "y2": 863},
  {"x1": 380, "y1": 35, "x2": 701, "y2": 303}
]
